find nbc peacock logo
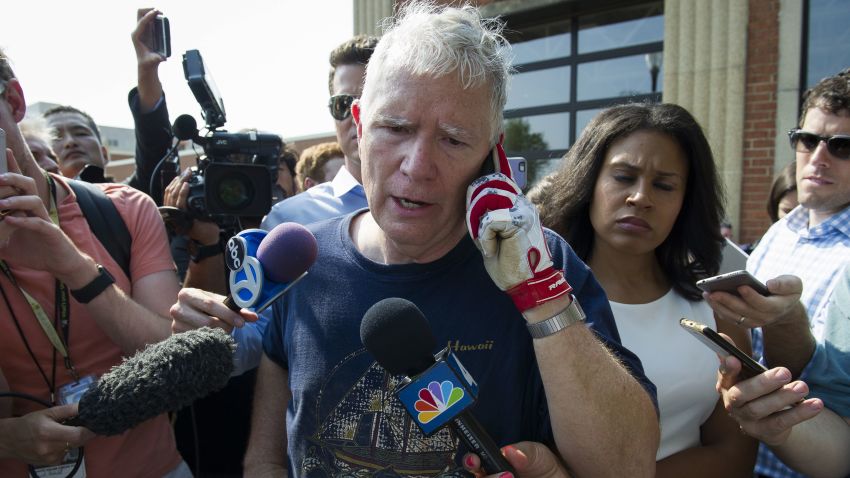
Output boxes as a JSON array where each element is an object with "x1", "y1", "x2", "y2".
[{"x1": 414, "y1": 380, "x2": 465, "y2": 424}]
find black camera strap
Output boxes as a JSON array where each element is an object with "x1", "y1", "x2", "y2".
[{"x1": 68, "y1": 179, "x2": 132, "y2": 279}]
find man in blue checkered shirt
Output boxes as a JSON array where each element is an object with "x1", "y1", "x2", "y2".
[{"x1": 705, "y1": 68, "x2": 850, "y2": 478}]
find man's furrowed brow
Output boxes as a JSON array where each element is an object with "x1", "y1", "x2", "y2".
[
  {"x1": 374, "y1": 113, "x2": 413, "y2": 128},
  {"x1": 439, "y1": 122, "x2": 477, "y2": 142}
]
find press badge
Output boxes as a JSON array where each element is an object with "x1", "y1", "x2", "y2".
[
  {"x1": 32, "y1": 447, "x2": 86, "y2": 478},
  {"x1": 33, "y1": 376, "x2": 98, "y2": 477},
  {"x1": 57, "y1": 375, "x2": 96, "y2": 406}
]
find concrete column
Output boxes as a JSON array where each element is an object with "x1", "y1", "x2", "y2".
[
  {"x1": 663, "y1": 0, "x2": 748, "y2": 233},
  {"x1": 354, "y1": 0, "x2": 394, "y2": 36},
  {"x1": 775, "y1": 0, "x2": 803, "y2": 175}
]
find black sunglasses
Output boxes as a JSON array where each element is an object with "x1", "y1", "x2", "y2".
[
  {"x1": 328, "y1": 94, "x2": 357, "y2": 121},
  {"x1": 788, "y1": 128, "x2": 850, "y2": 160}
]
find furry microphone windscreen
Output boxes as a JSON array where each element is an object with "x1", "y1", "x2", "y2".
[{"x1": 75, "y1": 327, "x2": 235, "y2": 436}]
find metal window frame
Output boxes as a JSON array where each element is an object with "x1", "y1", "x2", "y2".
[{"x1": 502, "y1": 10, "x2": 663, "y2": 168}]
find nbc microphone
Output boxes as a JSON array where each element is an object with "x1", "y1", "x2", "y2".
[
  {"x1": 223, "y1": 222, "x2": 318, "y2": 313},
  {"x1": 65, "y1": 328, "x2": 234, "y2": 436},
  {"x1": 360, "y1": 298, "x2": 516, "y2": 475}
]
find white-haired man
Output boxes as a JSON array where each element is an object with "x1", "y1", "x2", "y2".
[{"x1": 239, "y1": 3, "x2": 659, "y2": 476}]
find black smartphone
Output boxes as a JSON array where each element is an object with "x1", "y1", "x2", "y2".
[
  {"x1": 680, "y1": 318, "x2": 767, "y2": 378},
  {"x1": 146, "y1": 15, "x2": 171, "y2": 58},
  {"x1": 696, "y1": 270, "x2": 771, "y2": 296}
]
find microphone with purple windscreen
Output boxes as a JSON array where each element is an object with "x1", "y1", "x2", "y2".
[{"x1": 223, "y1": 222, "x2": 318, "y2": 313}]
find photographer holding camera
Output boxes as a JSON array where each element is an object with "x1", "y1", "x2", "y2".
[
  {"x1": 171, "y1": 34, "x2": 380, "y2": 393},
  {"x1": 129, "y1": 10, "x2": 298, "y2": 476},
  {"x1": 43, "y1": 11, "x2": 172, "y2": 194}
]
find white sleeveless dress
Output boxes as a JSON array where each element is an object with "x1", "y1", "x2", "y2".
[{"x1": 610, "y1": 289, "x2": 720, "y2": 460}]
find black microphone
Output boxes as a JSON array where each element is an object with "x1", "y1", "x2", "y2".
[
  {"x1": 173, "y1": 114, "x2": 200, "y2": 142},
  {"x1": 66, "y1": 327, "x2": 234, "y2": 436},
  {"x1": 360, "y1": 298, "x2": 516, "y2": 474}
]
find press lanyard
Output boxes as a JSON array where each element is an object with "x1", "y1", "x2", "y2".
[{"x1": 0, "y1": 174, "x2": 79, "y2": 393}]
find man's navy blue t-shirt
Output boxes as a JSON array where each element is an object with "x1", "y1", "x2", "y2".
[{"x1": 264, "y1": 212, "x2": 656, "y2": 477}]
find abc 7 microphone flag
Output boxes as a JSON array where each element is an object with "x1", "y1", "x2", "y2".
[{"x1": 224, "y1": 223, "x2": 317, "y2": 313}]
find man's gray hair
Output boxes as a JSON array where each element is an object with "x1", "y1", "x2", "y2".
[
  {"x1": 364, "y1": 1, "x2": 512, "y2": 144},
  {"x1": 19, "y1": 116, "x2": 53, "y2": 144}
]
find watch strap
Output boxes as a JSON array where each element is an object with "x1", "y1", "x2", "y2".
[
  {"x1": 526, "y1": 295, "x2": 586, "y2": 339},
  {"x1": 70, "y1": 264, "x2": 115, "y2": 304},
  {"x1": 190, "y1": 240, "x2": 222, "y2": 263}
]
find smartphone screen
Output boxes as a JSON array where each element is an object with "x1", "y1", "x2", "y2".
[
  {"x1": 680, "y1": 318, "x2": 767, "y2": 378},
  {"x1": 696, "y1": 270, "x2": 770, "y2": 296}
]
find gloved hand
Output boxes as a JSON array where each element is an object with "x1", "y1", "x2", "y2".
[{"x1": 466, "y1": 173, "x2": 571, "y2": 312}]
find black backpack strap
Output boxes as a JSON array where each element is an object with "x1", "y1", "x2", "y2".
[{"x1": 67, "y1": 179, "x2": 132, "y2": 279}]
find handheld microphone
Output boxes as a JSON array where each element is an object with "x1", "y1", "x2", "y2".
[
  {"x1": 223, "y1": 222, "x2": 318, "y2": 313},
  {"x1": 66, "y1": 328, "x2": 234, "y2": 436},
  {"x1": 360, "y1": 298, "x2": 516, "y2": 475}
]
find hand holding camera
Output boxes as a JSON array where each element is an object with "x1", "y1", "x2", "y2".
[
  {"x1": 133, "y1": 8, "x2": 170, "y2": 65},
  {"x1": 161, "y1": 170, "x2": 220, "y2": 244}
]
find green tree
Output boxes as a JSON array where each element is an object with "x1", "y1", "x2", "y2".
[{"x1": 503, "y1": 118, "x2": 548, "y2": 152}]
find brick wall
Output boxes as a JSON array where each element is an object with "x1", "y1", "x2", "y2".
[{"x1": 740, "y1": 0, "x2": 780, "y2": 244}]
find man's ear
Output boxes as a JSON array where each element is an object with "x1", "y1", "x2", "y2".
[
  {"x1": 101, "y1": 145, "x2": 110, "y2": 165},
  {"x1": 304, "y1": 177, "x2": 317, "y2": 190},
  {"x1": 351, "y1": 100, "x2": 363, "y2": 140},
  {"x1": 4, "y1": 79, "x2": 27, "y2": 122}
]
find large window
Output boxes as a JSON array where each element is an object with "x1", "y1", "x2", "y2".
[
  {"x1": 501, "y1": 2, "x2": 663, "y2": 188},
  {"x1": 804, "y1": 0, "x2": 850, "y2": 89}
]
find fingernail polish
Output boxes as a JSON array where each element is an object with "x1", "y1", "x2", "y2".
[
  {"x1": 464, "y1": 455, "x2": 475, "y2": 468},
  {"x1": 499, "y1": 472, "x2": 513, "y2": 478}
]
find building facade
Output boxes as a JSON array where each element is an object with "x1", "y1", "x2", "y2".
[{"x1": 355, "y1": 0, "x2": 850, "y2": 244}]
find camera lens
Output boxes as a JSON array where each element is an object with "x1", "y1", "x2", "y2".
[{"x1": 216, "y1": 175, "x2": 254, "y2": 210}]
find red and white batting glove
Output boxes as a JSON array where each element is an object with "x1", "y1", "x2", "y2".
[{"x1": 466, "y1": 173, "x2": 572, "y2": 312}]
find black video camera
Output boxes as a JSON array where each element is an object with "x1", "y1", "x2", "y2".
[{"x1": 179, "y1": 49, "x2": 283, "y2": 221}]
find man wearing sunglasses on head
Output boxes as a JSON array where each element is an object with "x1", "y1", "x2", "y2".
[
  {"x1": 260, "y1": 35, "x2": 378, "y2": 230},
  {"x1": 703, "y1": 68, "x2": 850, "y2": 478}
]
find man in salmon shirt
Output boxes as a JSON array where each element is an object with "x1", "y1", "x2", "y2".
[{"x1": 0, "y1": 47, "x2": 189, "y2": 478}]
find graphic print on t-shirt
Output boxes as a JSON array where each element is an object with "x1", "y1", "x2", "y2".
[{"x1": 300, "y1": 349, "x2": 468, "y2": 477}]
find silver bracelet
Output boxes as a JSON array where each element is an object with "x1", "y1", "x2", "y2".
[{"x1": 526, "y1": 295, "x2": 586, "y2": 339}]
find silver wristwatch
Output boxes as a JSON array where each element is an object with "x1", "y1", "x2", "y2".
[{"x1": 526, "y1": 295, "x2": 586, "y2": 339}]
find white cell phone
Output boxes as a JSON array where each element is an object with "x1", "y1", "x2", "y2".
[
  {"x1": 696, "y1": 270, "x2": 770, "y2": 296},
  {"x1": 507, "y1": 157, "x2": 527, "y2": 190},
  {"x1": 680, "y1": 318, "x2": 767, "y2": 378},
  {"x1": 0, "y1": 128, "x2": 7, "y2": 173}
]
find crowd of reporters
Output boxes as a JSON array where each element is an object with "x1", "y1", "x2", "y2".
[{"x1": 0, "y1": 3, "x2": 848, "y2": 478}]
